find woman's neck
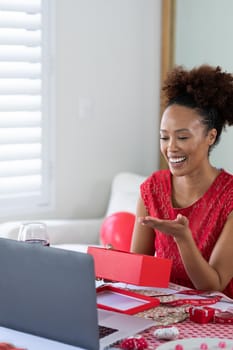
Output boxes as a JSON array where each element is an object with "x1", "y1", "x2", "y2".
[{"x1": 171, "y1": 166, "x2": 221, "y2": 208}]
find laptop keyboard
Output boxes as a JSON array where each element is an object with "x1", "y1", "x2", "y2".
[{"x1": 98, "y1": 325, "x2": 118, "y2": 339}]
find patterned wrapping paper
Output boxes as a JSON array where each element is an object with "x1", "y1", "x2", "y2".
[
  {"x1": 126, "y1": 288, "x2": 189, "y2": 326},
  {"x1": 138, "y1": 321, "x2": 233, "y2": 349},
  {"x1": 112, "y1": 287, "x2": 233, "y2": 349},
  {"x1": 136, "y1": 305, "x2": 189, "y2": 326},
  {"x1": 113, "y1": 319, "x2": 233, "y2": 349}
]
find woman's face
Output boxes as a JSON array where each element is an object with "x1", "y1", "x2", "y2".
[{"x1": 160, "y1": 104, "x2": 217, "y2": 176}]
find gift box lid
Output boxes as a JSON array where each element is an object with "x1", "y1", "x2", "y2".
[{"x1": 87, "y1": 246, "x2": 172, "y2": 287}]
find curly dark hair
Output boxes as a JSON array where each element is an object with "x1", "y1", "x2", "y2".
[{"x1": 162, "y1": 64, "x2": 233, "y2": 147}]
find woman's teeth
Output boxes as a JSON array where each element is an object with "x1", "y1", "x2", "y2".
[{"x1": 169, "y1": 157, "x2": 186, "y2": 163}]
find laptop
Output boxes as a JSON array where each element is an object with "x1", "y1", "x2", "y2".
[{"x1": 0, "y1": 238, "x2": 155, "y2": 350}]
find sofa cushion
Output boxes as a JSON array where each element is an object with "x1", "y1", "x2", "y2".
[{"x1": 105, "y1": 172, "x2": 146, "y2": 216}]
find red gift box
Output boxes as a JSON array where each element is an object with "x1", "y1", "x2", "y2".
[
  {"x1": 189, "y1": 306, "x2": 215, "y2": 324},
  {"x1": 87, "y1": 247, "x2": 172, "y2": 287}
]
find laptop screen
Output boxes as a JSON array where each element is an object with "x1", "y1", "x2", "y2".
[{"x1": 0, "y1": 238, "x2": 100, "y2": 350}]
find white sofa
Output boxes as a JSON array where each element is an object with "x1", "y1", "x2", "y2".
[{"x1": 0, "y1": 172, "x2": 146, "y2": 252}]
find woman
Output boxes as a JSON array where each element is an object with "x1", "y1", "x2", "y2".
[{"x1": 130, "y1": 65, "x2": 233, "y2": 298}]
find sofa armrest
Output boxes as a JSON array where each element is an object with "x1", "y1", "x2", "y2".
[
  {"x1": 46, "y1": 219, "x2": 103, "y2": 245},
  {"x1": 0, "y1": 219, "x2": 103, "y2": 245}
]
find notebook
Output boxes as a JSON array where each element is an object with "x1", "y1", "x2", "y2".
[{"x1": 0, "y1": 238, "x2": 155, "y2": 350}]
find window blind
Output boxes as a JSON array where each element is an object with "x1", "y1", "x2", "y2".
[{"x1": 0, "y1": 0, "x2": 54, "y2": 216}]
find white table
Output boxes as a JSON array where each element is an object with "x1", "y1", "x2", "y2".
[{"x1": 0, "y1": 327, "x2": 82, "y2": 350}]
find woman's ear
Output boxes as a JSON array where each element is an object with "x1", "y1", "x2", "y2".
[{"x1": 208, "y1": 128, "x2": 217, "y2": 145}]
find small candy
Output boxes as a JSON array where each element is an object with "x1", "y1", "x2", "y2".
[
  {"x1": 174, "y1": 345, "x2": 183, "y2": 350},
  {"x1": 200, "y1": 343, "x2": 208, "y2": 350},
  {"x1": 218, "y1": 341, "x2": 227, "y2": 348},
  {"x1": 153, "y1": 326, "x2": 179, "y2": 340},
  {"x1": 120, "y1": 336, "x2": 148, "y2": 350}
]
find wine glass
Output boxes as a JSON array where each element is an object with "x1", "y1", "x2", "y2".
[{"x1": 18, "y1": 222, "x2": 50, "y2": 246}]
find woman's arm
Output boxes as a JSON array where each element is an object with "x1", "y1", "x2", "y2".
[
  {"x1": 140, "y1": 211, "x2": 233, "y2": 292},
  {"x1": 130, "y1": 196, "x2": 155, "y2": 256},
  {"x1": 177, "y1": 211, "x2": 233, "y2": 292}
]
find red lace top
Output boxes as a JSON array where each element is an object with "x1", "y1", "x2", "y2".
[{"x1": 141, "y1": 169, "x2": 233, "y2": 298}]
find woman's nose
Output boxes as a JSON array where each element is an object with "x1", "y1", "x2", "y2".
[{"x1": 167, "y1": 138, "x2": 178, "y2": 151}]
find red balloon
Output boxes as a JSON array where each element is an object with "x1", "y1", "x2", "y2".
[{"x1": 100, "y1": 212, "x2": 135, "y2": 252}]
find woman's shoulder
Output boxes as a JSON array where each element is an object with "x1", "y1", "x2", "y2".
[
  {"x1": 141, "y1": 169, "x2": 170, "y2": 188},
  {"x1": 140, "y1": 170, "x2": 171, "y2": 206},
  {"x1": 217, "y1": 169, "x2": 233, "y2": 187},
  {"x1": 144, "y1": 169, "x2": 170, "y2": 181},
  {"x1": 212, "y1": 170, "x2": 233, "y2": 206}
]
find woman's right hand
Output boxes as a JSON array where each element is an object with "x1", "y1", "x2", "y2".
[{"x1": 139, "y1": 213, "x2": 191, "y2": 242}]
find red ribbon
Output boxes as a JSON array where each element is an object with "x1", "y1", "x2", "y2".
[
  {"x1": 214, "y1": 311, "x2": 233, "y2": 324},
  {"x1": 161, "y1": 295, "x2": 222, "y2": 307},
  {"x1": 159, "y1": 289, "x2": 223, "y2": 307}
]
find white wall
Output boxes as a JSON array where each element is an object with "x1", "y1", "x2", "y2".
[
  {"x1": 175, "y1": 0, "x2": 233, "y2": 174},
  {"x1": 47, "y1": 0, "x2": 162, "y2": 219}
]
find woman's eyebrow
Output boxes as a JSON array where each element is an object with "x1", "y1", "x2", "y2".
[{"x1": 160, "y1": 128, "x2": 190, "y2": 133}]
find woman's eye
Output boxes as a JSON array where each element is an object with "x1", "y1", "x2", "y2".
[{"x1": 160, "y1": 136, "x2": 189, "y2": 141}]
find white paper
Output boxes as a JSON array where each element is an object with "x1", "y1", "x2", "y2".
[{"x1": 97, "y1": 290, "x2": 147, "y2": 311}]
